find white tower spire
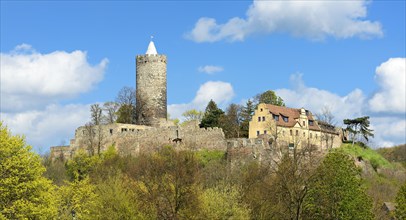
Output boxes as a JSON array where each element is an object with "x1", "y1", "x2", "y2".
[{"x1": 145, "y1": 36, "x2": 158, "y2": 55}]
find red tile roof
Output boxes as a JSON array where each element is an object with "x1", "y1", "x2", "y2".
[{"x1": 265, "y1": 104, "x2": 320, "y2": 131}]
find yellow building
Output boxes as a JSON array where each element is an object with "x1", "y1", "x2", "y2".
[{"x1": 249, "y1": 103, "x2": 341, "y2": 149}]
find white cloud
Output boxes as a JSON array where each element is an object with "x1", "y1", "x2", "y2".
[
  {"x1": 369, "y1": 117, "x2": 406, "y2": 148},
  {"x1": 168, "y1": 81, "x2": 234, "y2": 120},
  {"x1": 369, "y1": 58, "x2": 406, "y2": 113},
  {"x1": 1, "y1": 104, "x2": 90, "y2": 152},
  {"x1": 186, "y1": 0, "x2": 382, "y2": 42},
  {"x1": 198, "y1": 65, "x2": 224, "y2": 74},
  {"x1": 276, "y1": 74, "x2": 365, "y2": 124},
  {"x1": 0, "y1": 44, "x2": 108, "y2": 152},
  {"x1": 1, "y1": 44, "x2": 108, "y2": 112}
]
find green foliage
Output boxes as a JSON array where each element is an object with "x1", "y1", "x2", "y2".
[
  {"x1": 195, "y1": 149, "x2": 225, "y2": 167},
  {"x1": 338, "y1": 143, "x2": 393, "y2": 169},
  {"x1": 395, "y1": 182, "x2": 406, "y2": 219},
  {"x1": 239, "y1": 99, "x2": 254, "y2": 138},
  {"x1": 43, "y1": 156, "x2": 69, "y2": 186},
  {"x1": 303, "y1": 151, "x2": 374, "y2": 220},
  {"x1": 182, "y1": 109, "x2": 204, "y2": 122},
  {"x1": 255, "y1": 90, "x2": 285, "y2": 106},
  {"x1": 94, "y1": 172, "x2": 148, "y2": 220},
  {"x1": 0, "y1": 122, "x2": 57, "y2": 219},
  {"x1": 377, "y1": 144, "x2": 406, "y2": 168},
  {"x1": 66, "y1": 149, "x2": 101, "y2": 181},
  {"x1": 200, "y1": 100, "x2": 225, "y2": 128},
  {"x1": 116, "y1": 104, "x2": 136, "y2": 124},
  {"x1": 57, "y1": 177, "x2": 100, "y2": 219},
  {"x1": 344, "y1": 116, "x2": 374, "y2": 145},
  {"x1": 200, "y1": 184, "x2": 250, "y2": 219},
  {"x1": 132, "y1": 146, "x2": 201, "y2": 219}
]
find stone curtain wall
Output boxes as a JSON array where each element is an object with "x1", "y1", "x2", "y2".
[{"x1": 51, "y1": 123, "x2": 227, "y2": 160}]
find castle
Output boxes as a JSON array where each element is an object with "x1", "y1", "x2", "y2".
[{"x1": 50, "y1": 40, "x2": 342, "y2": 164}]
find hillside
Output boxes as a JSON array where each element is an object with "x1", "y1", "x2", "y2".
[
  {"x1": 377, "y1": 144, "x2": 406, "y2": 168},
  {"x1": 337, "y1": 144, "x2": 406, "y2": 219}
]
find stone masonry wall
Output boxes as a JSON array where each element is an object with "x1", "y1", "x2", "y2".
[
  {"x1": 50, "y1": 122, "x2": 227, "y2": 160},
  {"x1": 136, "y1": 54, "x2": 167, "y2": 127}
]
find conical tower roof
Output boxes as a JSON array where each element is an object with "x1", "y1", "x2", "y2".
[{"x1": 145, "y1": 40, "x2": 158, "y2": 55}]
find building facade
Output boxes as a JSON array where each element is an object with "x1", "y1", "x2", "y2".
[{"x1": 249, "y1": 103, "x2": 342, "y2": 150}]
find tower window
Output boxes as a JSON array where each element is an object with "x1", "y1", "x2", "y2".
[
  {"x1": 264, "y1": 130, "x2": 267, "y2": 134},
  {"x1": 260, "y1": 108, "x2": 263, "y2": 112},
  {"x1": 303, "y1": 121, "x2": 306, "y2": 126},
  {"x1": 262, "y1": 116, "x2": 265, "y2": 121},
  {"x1": 296, "y1": 130, "x2": 299, "y2": 136},
  {"x1": 258, "y1": 117, "x2": 261, "y2": 122},
  {"x1": 257, "y1": 131, "x2": 260, "y2": 136}
]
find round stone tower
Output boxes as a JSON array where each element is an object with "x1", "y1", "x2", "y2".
[{"x1": 135, "y1": 40, "x2": 167, "y2": 127}]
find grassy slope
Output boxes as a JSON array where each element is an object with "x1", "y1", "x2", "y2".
[{"x1": 337, "y1": 143, "x2": 394, "y2": 169}]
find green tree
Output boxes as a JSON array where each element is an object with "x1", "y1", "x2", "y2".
[
  {"x1": 116, "y1": 86, "x2": 136, "y2": 124},
  {"x1": 116, "y1": 104, "x2": 136, "y2": 124},
  {"x1": 395, "y1": 182, "x2": 406, "y2": 219},
  {"x1": 200, "y1": 100, "x2": 225, "y2": 128},
  {"x1": 57, "y1": 177, "x2": 100, "y2": 220},
  {"x1": 66, "y1": 149, "x2": 101, "y2": 181},
  {"x1": 255, "y1": 90, "x2": 285, "y2": 106},
  {"x1": 344, "y1": 116, "x2": 374, "y2": 147},
  {"x1": 200, "y1": 184, "x2": 250, "y2": 219},
  {"x1": 132, "y1": 147, "x2": 200, "y2": 219},
  {"x1": 0, "y1": 122, "x2": 57, "y2": 219},
  {"x1": 240, "y1": 99, "x2": 255, "y2": 138},
  {"x1": 182, "y1": 109, "x2": 204, "y2": 122},
  {"x1": 303, "y1": 151, "x2": 374, "y2": 220},
  {"x1": 94, "y1": 173, "x2": 149, "y2": 220}
]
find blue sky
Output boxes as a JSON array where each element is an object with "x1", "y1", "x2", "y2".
[{"x1": 1, "y1": 0, "x2": 405, "y2": 151}]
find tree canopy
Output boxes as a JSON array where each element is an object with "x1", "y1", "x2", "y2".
[
  {"x1": 303, "y1": 151, "x2": 374, "y2": 219},
  {"x1": 0, "y1": 122, "x2": 57, "y2": 219},
  {"x1": 255, "y1": 90, "x2": 285, "y2": 106},
  {"x1": 200, "y1": 100, "x2": 225, "y2": 128},
  {"x1": 344, "y1": 116, "x2": 374, "y2": 146}
]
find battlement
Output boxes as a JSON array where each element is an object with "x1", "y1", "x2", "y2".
[{"x1": 136, "y1": 54, "x2": 167, "y2": 63}]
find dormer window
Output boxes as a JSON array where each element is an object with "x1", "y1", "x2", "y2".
[
  {"x1": 282, "y1": 116, "x2": 288, "y2": 122},
  {"x1": 309, "y1": 120, "x2": 314, "y2": 126},
  {"x1": 273, "y1": 114, "x2": 279, "y2": 121}
]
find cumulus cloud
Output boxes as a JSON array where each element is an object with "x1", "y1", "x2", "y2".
[
  {"x1": 276, "y1": 73, "x2": 365, "y2": 124},
  {"x1": 168, "y1": 81, "x2": 234, "y2": 120},
  {"x1": 369, "y1": 58, "x2": 406, "y2": 113},
  {"x1": 186, "y1": 0, "x2": 382, "y2": 42},
  {"x1": 1, "y1": 44, "x2": 108, "y2": 112},
  {"x1": 0, "y1": 44, "x2": 108, "y2": 152},
  {"x1": 1, "y1": 104, "x2": 90, "y2": 152},
  {"x1": 369, "y1": 117, "x2": 406, "y2": 148},
  {"x1": 198, "y1": 65, "x2": 224, "y2": 74}
]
